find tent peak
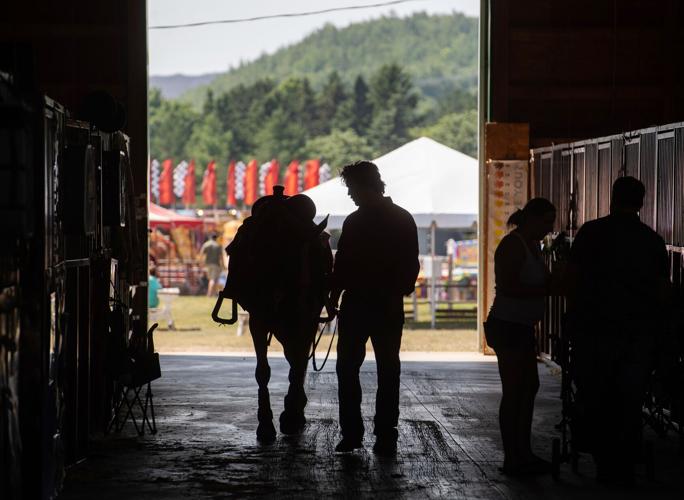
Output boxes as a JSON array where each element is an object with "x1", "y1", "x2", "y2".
[
  {"x1": 375, "y1": 136, "x2": 476, "y2": 163},
  {"x1": 303, "y1": 137, "x2": 478, "y2": 229}
]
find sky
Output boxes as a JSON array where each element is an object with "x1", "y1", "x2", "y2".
[{"x1": 148, "y1": 0, "x2": 480, "y2": 76}]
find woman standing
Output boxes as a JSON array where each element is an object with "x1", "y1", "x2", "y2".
[{"x1": 485, "y1": 198, "x2": 556, "y2": 475}]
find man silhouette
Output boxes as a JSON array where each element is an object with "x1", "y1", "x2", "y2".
[
  {"x1": 200, "y1": 233, "x2": 223, "y2": 297},
  {"x1": 331, "y1": 160, "x2": 419, "y2": 455},
  {"x1": 566, "y1": 176, "x2": 669, "y2": 482}
]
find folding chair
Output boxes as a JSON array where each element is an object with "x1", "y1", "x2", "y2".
[{"x1": 108, "y1": 323, "x2": 161, "y2": 436}]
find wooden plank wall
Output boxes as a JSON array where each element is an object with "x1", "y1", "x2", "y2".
[
  {"x1": 531, "y1": 122, "x2": 684, "y2": 360},
  {"x1": 489, "y1": 0, "x2": 684, "y2": 147},
  {"x1": 0, "y1": 1, "x2": 148, "y2": 285},
  {"x1": 531, "y1": 122, "x2": 684, "y2": 245}
]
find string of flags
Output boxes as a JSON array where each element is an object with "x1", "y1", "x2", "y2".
[
  {"x1": 173, "y1": 160, "x2": 189, "y2": 198},
  {"x1": 150, "y1": 158, "x2": 332, "y2": 207},
  {"x1": 150, "y1": 159, "x2": 161, "y2": 201}
]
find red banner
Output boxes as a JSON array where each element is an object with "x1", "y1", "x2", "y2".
[
  {"x1": 201, "y1": 160, "x2": 217, "y2": 207},
  {"x1": 265, "y1": 159, "x2": 279, "y2": 195},
  {"x1": 226, "y1": 160, "x2": 236, "y2": 207},
  {"x1": 244, "y1": 159, "x2": 258, "y2": 205},
  {"x1": 284, "y1": 160, "x2": 300, "y2": 195},
  {"x1": 182, "y1": 159, "x2": 196, "y2": 206},
  {"x1": 484, "y1": 160, "x2": 529, "y2": 330},
  {"x1": 304, "y1": 159, "x2": 320, "y2": 190},
  {"x1": 159, "y1": 159, "x2": 174, "y2": 206}
]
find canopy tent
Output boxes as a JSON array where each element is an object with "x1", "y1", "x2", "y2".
[
  {"x1": 149, "y1": 203, "x2": 203, "y2": 228},
  {"x1": 303, "y1": 137, "x2": 478, "y2": 230}
]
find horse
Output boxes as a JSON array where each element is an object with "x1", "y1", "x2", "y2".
[{"x1": 213, "y1": 187, "x2": 333, "y2": 443}]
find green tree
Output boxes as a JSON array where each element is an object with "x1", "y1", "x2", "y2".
[
  {"x1": 314, "y1": 71, "x2": 348, "y2": 135},
  {"x1": 368, "y1": 64, "x2": 418, "y2": 153},
  {"x1": 416, "y1": 87, "x2": 477, "y2": 126},
  {"x1": 336, "y1": 75, "x2": 372, "y2": 135},
  {"x1": 202, "y1": 89, "x2": 215, "y2": 115},
  {"x1": 442, "y1": 88, "x2": 477, "y2": 115},
  {"x1": 183, "y1": 114, "x2": 234, "y2": 206},
  {"x1": 272, "y1": 77, "x2": 317, "y2": 125},
  {"x1": 179, "y1": 13, "x2": 478, "y2": 109},
  {"x1": 303, "y1": 128, "x2": 373, "y2": 171},
  {"x1": 148, "y1": 95, "x2": 198, "y2": 161},
  {"x1": 149, "y1": 87, "x2": 162, "y2": 110},
  {"x1": 184, "y1": 114, "x2": 233, "y2": 168},
  {"x1": 252, "y1": 77, "x2": 317, "y2": 160},
  {"x1": 410, "y1": 109, "x2": 478, "y2": 157},
  {"x1": 253, "y1": 108, "x2": 309, "y2": 162},
  {"x1": 214, "y1": 79, "x2": 275, "y2": 158}
]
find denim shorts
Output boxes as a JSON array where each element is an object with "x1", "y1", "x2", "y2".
[{"x1": 484, "y1": 316, "x2": 536, "y2": 353}]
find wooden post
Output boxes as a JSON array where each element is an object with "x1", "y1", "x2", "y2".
[
  {"x1": 447, "y1": 253, "x2": 453, "y2": 310},
  {"x1": 480, "y1": 123, "x2": 530, "y2": 354},
  {"x1": 430, "y1": 220, "x2": 437, "y2": 329}
]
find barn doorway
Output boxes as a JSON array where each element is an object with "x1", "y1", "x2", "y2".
[{"x1": 146, "y1": 1, "x2": 483, "y2": 358}]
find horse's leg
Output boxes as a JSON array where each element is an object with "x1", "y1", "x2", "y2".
[
  {"x1": 279, "y1": 321, "x2": 314, "y2": 435},
  {"x1": 250, "y1": 315, "x2": 276, "y2": 443}
]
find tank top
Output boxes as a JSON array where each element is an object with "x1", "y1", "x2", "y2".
[{"x1": 489, "y1": 232, "x2": 547, "y2": 326}]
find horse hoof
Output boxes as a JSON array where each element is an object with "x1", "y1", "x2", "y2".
[
  {"x1": 280, "y1": 412, "x2": 306, "y2": 435},
  {"x1": 257, "y1": 421, "x2": 276, "y2": 444}
]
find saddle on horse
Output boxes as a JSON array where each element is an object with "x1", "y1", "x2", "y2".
[{"x1": 212, "y1": 185, "x2": 334, "y2": 442}]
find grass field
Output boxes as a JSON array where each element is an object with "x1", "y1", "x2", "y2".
[{"x1": 152, "y1": 296, "x2": 479, "y2": 353}]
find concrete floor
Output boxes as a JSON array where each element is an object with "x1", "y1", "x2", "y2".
[{"x1": 62, "y1": 355, "x2": 682, "y2": 499}]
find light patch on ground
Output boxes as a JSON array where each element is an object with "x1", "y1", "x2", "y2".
[{"x1": 152, "y1": 296, "x2": 480, "y2": 353}]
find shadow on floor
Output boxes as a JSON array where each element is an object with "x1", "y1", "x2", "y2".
[{"x1": 61, "y1": 356, "x2": 682, "y2": 499}]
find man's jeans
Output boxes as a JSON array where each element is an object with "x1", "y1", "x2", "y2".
[{"x1": 336, "y1": 293, "x2": 404, "y2": 441}]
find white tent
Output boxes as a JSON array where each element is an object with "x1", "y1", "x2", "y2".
[{"x1": 304, "y1": 137, "x2": 478, "y2": 229}]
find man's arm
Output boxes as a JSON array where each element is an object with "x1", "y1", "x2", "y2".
[
  {"x1": 221, "y1": 246, "x2": 228, "y2": 269},
  {"x1": 397, "y1": 214, "x2": 420, "y2": 295},
  {"x1": 330, "y1": 219, "x2": 351, "y2": 308}
]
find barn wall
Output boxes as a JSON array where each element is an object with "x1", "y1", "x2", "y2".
[
  {"x1": 1, "y1": 1, "x2": 148, "y2": 277},
  {"x1": 488, "y1": 0, "x2": 684, "y2": 147}
]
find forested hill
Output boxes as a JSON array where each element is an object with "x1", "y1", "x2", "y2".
[
  {"x1": 148, "y1": 11, "x2": 479, "y2": 192},
  {"x1": 179, "y1": 12, "x2": 478, "y2": 108}
]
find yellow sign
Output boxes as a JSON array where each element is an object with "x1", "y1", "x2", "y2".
[{"x1": 485, "y1": 160, "x2": 529, "y2": 317}]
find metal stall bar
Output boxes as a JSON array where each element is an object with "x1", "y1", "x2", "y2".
[
  {"x1": 611, "y1": 137, "x2": 625, "y2": 183},
  {"x1": 625, "y1": 136, "x2": 640, "y2": 179},
  {"x1": 573, "y1": 146, "x2": 586, "y2": 228},
  {"x1": 531, "y1": 121, "x2": 684, "y2": 364},
  {"x1": 558, "y1": 150, "x2": 572, "y2": 232},
  {"x1": 657, "y1": 131, "x2": 676, "y2": 244},
  {"x1": 640, "y1": 132, "x2": 657, "y2": 228},
  {"x1": 584, "y1": 143, "x2": 599, "y2": 223},
  {"x1": 597, "y1": 142, "x2": 613, "y2": 217},
  {"x1": 675, "y1": 129, "x2": 684, "y2": 247}
]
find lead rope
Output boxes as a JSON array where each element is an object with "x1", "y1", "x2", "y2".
[{"x1": 309, "y1": 315, "x2": 338, "y2": 372}]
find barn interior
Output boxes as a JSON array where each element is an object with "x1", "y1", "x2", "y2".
[{"x1": 1, "y1": 1, "x2": 683, "y2": 498}]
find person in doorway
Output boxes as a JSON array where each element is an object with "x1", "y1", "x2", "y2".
[
  {"x1": 200, "y1": 233, "x2": 224, "y2": 297},
  {"x1": 331, "y1": 160, "x2": 420, "y2": 455},
  {"x1": 148, "y1": 266, "x2": 161, "y2": 309},
  {"x1": 148, "y1": 266, "x2": 175, "y2": 329},
  {"x1": 484, "y1": 198, "x2": 556, "y2": 475},
  {"x1": 565, "y1": 176, "x2": 669, "y2": 483}
]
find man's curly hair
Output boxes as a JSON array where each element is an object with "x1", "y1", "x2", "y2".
[{"x1": 339, "y1": 160, "x2": 385, "y2": 194}]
